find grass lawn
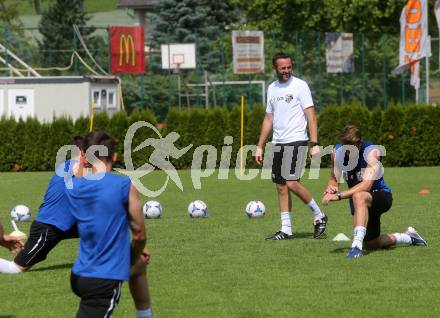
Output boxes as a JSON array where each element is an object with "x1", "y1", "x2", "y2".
[
  {"x1": 0, "y1": 167, "x2": 439, "y2": 317},
  {"x1": 10, "y1": 0, "x2": 118, "y2": 16}
]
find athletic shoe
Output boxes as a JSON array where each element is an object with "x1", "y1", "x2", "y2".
[
  {"x1": 265, "y1": 231, "x2": 293, "y2": 240},
  {"x1": 313, "y1": 214, "x2": 328, "y2": 238},
  {"x1": 346, "y1": 246, "x2": 363, "y2": 259},
  {"x1": 405, "y1": 227, "x2": 428, "y2": 246}
]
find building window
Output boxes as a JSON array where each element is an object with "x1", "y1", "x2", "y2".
[
  {"x1": 92, "y1": 90, "x2": 101, "y2": 107},
  {"x1": 107, "y1": 89, "x2": 116, "y2": 109}
]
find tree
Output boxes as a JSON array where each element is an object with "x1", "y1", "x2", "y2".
[
  {"x1": 231, "y1": 0, "x2": 438, "y2": 36},
  {"x1": 150, "y1": 0, "x2": 239, "y2": 72},
  {"x1": 38, "y1": 0, "x2": 94, "y2": 68},
  {"x1": 0, "y1": 0, "x2": 23, "y2": 31}
]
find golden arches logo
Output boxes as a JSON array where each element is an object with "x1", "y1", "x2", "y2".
[{"x1": 119, "y1": 34, "x2": 135, "y2": 66}]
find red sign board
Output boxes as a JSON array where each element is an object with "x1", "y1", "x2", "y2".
[{"x1": 110, "y1": 26, "x2": 145, "y2": 74}]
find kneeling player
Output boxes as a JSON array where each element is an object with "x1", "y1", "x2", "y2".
[{"x1": 322, "y1": 125, "x2": 427, "y2": 259}]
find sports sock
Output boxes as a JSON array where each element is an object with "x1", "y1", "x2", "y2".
[
  {"x1": 280, "y1": 212, "x2": 292, "y2": 235},
  {"x1": 351, "y1": 226, "x2": 367, "y2": 250},
  {"x1": 0, "y1": 259, "x2": 22, "y2": 274},
  {"x1": 393, "y1": 233, "x2": 412, "y2": 246},
  {"x1": 307, "y1": 199, "x2": 325, "y2": 221},
  {"x1": 137, "y1": 308, "x2": 153, "y2": 318}
]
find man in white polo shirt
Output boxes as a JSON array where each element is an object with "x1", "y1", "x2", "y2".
[{"x1": 255, "y1": 52, "x2": 327, "y2": 240}]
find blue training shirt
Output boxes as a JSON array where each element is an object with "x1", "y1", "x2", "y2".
[
  {"x1": 335, "y1": 141, "x2": 391, "y2": 193},
  {"x1": 35, "y1": 160, "x2": 77, "y2": 232},
  {"x1": 66, "y1": 172, "x2": 132, "y2": 281}
]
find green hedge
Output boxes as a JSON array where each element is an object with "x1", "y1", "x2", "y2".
[
  {"x1": 0, "y1": 104, "x2": 439, "y2": 172},
  {"x1": 0, "y1": 109, "x2": 156, "y2": 172},
  {"x1": 318, "y1": 104, "x2": 440, "y2": 167}
]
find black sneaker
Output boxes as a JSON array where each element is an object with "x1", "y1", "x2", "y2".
[
  {"x1": 313, "y1": 214, "x2": 328, "y2": 239},
  {"x1": 265, "y1": 231, "x2": 293, "y2": 240}
]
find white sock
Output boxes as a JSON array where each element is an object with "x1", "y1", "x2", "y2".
[
  {"x1": 307, "y1": 199, "x2": 325, "y2": 221},
  {"x1": 137, "y1": 308, "x2": 153, "y2": 318},
  {"x1": 393, "y1": 233, "x2": 412, "y2": 246},
  {"x1": 0, "y1": 259, "x2": 22, "y2": 274},
  {"x1": 280, "y1": 212, "x2": 292, "y2": 235},
  {"x1": 351, "y1": 226, "x2": 367, "y2": 250}
]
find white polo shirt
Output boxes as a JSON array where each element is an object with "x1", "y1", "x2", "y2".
[{"x1": 266, "y1": 76, "x2": 314, "y2": 144}]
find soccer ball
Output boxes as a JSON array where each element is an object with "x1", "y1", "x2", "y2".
[
  {"x1": 143, "y1": 200, "x2": 162, "y2": 219},
  {"x1": 245, "y1": 200, "x2": 266, "y2": 218},
  {"x1": 11, "y1": 205, "x2": 31, "y2": 222},
  {"x1": 188, "y1": 200, "x2": 208, "y2": 218}
]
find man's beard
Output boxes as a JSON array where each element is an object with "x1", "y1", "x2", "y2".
[{"x1": 277, "y1": 71, "x2": 291, "y2": 82}]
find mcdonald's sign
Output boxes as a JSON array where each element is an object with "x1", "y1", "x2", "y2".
[{"x1": 110, "y1": 26, "x2": 145, "y2": 74}]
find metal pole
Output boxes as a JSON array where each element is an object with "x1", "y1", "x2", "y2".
[
  {"x1": 177, "y1": 74, "x2": 181, "y2": 109},
  {"x1": 204, "y1": 70, "x2": 209, "y2": 109},
  {"x1": 426, "y1": 37, "x2": 430, "y2": 104}
]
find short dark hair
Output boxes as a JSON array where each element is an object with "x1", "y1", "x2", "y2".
[
  {"x1": 85, "y1": 130, "x2": 116, "y2": 163},
  {"x1": 272, "y1": 52, "x2": 293, "y2": 66},
  {"x1": 73, "y1": 135, "x2": 87, "y2": 152},
  {"x1": 340, "y1": 125, "x2": 362, "y2": 145}
]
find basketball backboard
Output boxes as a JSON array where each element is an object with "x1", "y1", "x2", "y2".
[{"x1": 161, "y1": 43, "x2": 196, "y2": 70}]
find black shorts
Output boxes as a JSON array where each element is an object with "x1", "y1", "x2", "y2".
[
  {"x1": 14, "y1": 221, "x2": 78, "y2": 268},
  {"x1": 71, "y1": 273, "x2": 123, "y2": 318},
  {"x1": 349, "y1": 191, "x2": 393, "y2": 241},
  {"x1": 271, "y1": 141, "x2": 308, "y2": 184}
]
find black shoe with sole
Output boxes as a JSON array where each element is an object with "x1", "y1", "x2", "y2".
[
  {"x1": 313, "y1": 215, "x2": 328, "y2": 239},
  {"x1": 265, "y1": 231, "x2": 293, "y2": 240}
]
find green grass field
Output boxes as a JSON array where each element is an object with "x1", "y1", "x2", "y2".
[
  {"x1": 0, "y1": 167, "x2": 439, "y2": 317},
  {"x1": 10, "y1": 0, "x2": 118, "y2": 16}
]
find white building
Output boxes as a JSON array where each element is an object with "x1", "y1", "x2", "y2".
[{"x1": 0, "y1": 76, "x2": 121, "y2": 122}]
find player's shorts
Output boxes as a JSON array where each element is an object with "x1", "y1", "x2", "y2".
[
  {"x1": 71, "y1": 273, "x2": 123, "y2": 318},
  {"x1": 349, "y1": 191, "x2": 393, "y2": 241},
  {"x1": 14, "y1": 221, "x2": 78, "y2": 268},
  {"x1": 271, "y1": 140, "x2": 308, "y2": 184}
]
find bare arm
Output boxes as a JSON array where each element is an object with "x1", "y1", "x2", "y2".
[
  {"x1": 255, "y1": 113, "x2": 273, "y2": 165},
  {"x1": 323, "y1": 150, "x2": 380, "y2": 205},
  {"x1": 128, "y1": 184, "x2": 146, "y2": 264},
  {"x1": 304, "y1": 106, "x2": 318, "y2": 143},
  {"x1": 304, "y1": 106, "x2": 319, "y2": 157}
]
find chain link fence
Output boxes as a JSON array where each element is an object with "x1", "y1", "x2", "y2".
[{"x1": 1, "y1": 27, "x2": 439, "y2": 119}]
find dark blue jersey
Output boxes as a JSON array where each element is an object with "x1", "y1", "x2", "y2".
[
  {"x1": 335, "y1": 141, "x2": 391, "y2": 193},
  {"x1": 67, "y1": 172, "x2": 131, "y2": 281},
  {"x1": 35, "y1": 160, "x2": 76, "y2": 232}
]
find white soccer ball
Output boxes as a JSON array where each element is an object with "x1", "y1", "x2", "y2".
[
  {"x1": 188, "y1": 200, "x2": 208, "y2": 218},
  {"x1": 245, "y1": 200, "x2": 266, "y2": 218},
  {"x1": 11, "y1": 205, "x2": 31, "y2": 222},
  {"x1": 143, "y1": 200, "x2": 162, "y2": 219}
]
